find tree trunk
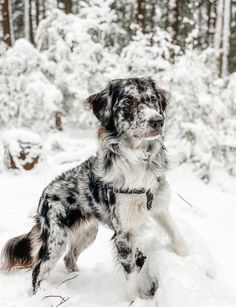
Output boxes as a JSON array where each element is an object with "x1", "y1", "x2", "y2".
[
  {"x1": 64, "y1": 0, "x2": 72, "y2": 14},
  {"x1": 24, "y1": 0, "x2": 34, "y2": 44},
  {"x1": 165, "y1": 0, "x2": 169, "y2": 29},
  {"x1": 36, "y1": 0, "x2": 39, "y2": 25},
  {"x1": 1, "y1": 0, "x2": 12, "y2": 46},
  {"x1": 12, "y1": 0, "x2": 24, "y2": 41},
  {"x1": 168, "y1": 0, "x2": 179, "y2": 45},
  {"x1": 39, "y1": 0, "x2": 45, "y2": 20},
  {"x1": 72, "y1": 0, "x2": 79, "y2": 14},
  {"x1": 229, "y1": 0, "x2": 236, "y2": 73},
  {"x1": 136, "y1": 0, "x2": 146, "y2": 32},
  {"x1": 29, "y1": 0, "x2": 34, "y2": 44},
  {"x1": 57, "y1": 0, "x2": 64, "y2": 11},
  {"x1": 197, "y1": 0, "x2": 206, "y2": 49},
  {"x1": 24, "y1": 0, "x2": 30, "y2": 40},
  {"x1": 214, "y1": 0, "x2": 224, "y2": 75},
  {"x1": 207, "y1": 0, "x2": 217, "y2": 47},
  {"x1": 222, "y1": 0, "x2": 231, "y2": 77},
  {"x1": 8, "y1": 0, "x2": 15, "y2": 44},
  {"x1": 214, "y1": 0, "x2": 224, "y2": 50}
]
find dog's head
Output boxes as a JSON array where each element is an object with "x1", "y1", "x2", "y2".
[{"x1": 87, "y1": 78, "x2": 168, "y2": 140}]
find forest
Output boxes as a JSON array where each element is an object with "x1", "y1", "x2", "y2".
[
  {"x1": 0, "y1": 0, "x2": 236, "y2": 180},
  {"x1": 1, "y1": 0, "x2": 236, "y2": 73}
]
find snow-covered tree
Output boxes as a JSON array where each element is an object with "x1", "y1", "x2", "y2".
[
  {"x1": 0, "y1": 39, "x2": 63, "y2": 131},
  {"x1": 35, "y1": 7, "x2": 124, "y2": 127},
  {"x1": 0, "y1": 1, "x2": 235, "y2": 180},
  {"x1": 163, "y1": 48, "x2": 236, "y2": 181}
]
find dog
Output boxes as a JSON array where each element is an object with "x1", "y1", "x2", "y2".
[{"x1": 1, "y1": 77, "x2": 188, "y2": 299}]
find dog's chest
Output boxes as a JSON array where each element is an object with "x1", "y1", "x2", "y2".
[
  {"x1": 116, "y1": 193, "x2": 151, "y2": 232},
  {"x1": 108, "y1": 153, "x2": 159, "y2": 190}
]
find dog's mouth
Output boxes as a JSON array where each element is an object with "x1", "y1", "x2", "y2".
[
  {"x1": 144, "y1": 129, "x2": 163, "y2": 139},
  {"x1": 149, "y1": 130, "x2": 160, "y2": 136},
  {"x1": 132, "y1": 125, "x2": 165, "y2": 140}
]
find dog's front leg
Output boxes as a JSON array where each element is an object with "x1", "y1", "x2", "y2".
[
  {"x1": 151, "y1": 182, "x2": 188, "y2": 256},
  {"x1": 113, "y1": 231, "x2": 139, "y2": 301},
  {"x1": 155, "y1": 208, "x2": 188, "y2": 256}
]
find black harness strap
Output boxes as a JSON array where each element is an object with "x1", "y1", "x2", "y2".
[
  {"x1": 90, "y1": 173, "x2": 159, "y2": 210},
  {"x1": 105, "y1": 185, "x2": 154, "y2": 210}
]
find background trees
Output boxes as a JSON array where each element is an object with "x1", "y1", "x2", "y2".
[
  {"x1": 0, "y1": 0, "x2": 235, "y2": 76},
  {"x1": 1, "y1": 0, "x2": 12, "y2": 46},
  {"x1": 0, "y1": 0, "x2": 235, "y2": 180}
]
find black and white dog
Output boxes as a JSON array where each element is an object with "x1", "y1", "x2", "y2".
[{"x1": 2, "y1": 78, "x2": 188, "y2": 299}]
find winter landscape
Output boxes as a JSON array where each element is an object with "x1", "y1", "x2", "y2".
[{"x1": 0, "y1": 1, "x2": 236, "y2": 307}]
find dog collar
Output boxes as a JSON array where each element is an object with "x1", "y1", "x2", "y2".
[{"x1": 105, "y1": 185, "x2": 154, "y2": 210}]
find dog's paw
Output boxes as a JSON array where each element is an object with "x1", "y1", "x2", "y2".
[{"x1": 173, "y1": 238, "x2": 189, "y2": 257}]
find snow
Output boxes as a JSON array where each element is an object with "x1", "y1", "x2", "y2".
[
  {"x1": 0, "y1": 131, "x2": 236, "y2": 307},
  {"x1": 1, "y1": 8, "x2": 235, "y2": 180},
  {"x1": 2, "y1": 129, "x2": 42, "y2": 144}
]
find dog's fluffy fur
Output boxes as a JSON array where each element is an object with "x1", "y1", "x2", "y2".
[{"x1": 1, "y1": 78, "x2": 187, "y2": 299}]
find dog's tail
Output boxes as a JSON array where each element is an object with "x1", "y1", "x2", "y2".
[{"x1": 1, "y1": 224, "x2": 40, "y2": 271}]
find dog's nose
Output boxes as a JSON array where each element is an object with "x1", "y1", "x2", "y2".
[{"x1": 149, "y1": 116, "x2": 164, "y2": 130}]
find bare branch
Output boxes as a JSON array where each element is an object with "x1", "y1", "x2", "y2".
[
  {"x1": 58, "y1": 274, "x2": 79, "y2": 286},
  {"x1": 177, "y1": 193, "x2": 193, "y2": 208},
  {"x1": 56, "y1": 296, "x2": 70, "y2": 307},
  {"x1": 43, "y1": 295, "x2": 70, "y2": 307}
]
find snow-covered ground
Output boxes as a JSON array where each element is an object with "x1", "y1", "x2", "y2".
[{"x1": 0, "y1": 131, "x2": 236, "y2": 307}]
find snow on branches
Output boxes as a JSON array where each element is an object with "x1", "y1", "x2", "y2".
[{"x1": 0, "y1": 8, "x2": 235, "y2": 180}]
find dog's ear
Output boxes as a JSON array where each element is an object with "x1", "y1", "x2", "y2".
[
  {"x1": 149, "y1": 79, "x2": 168, "y2": 114},
  {"x1": 86, "y1": 86, "x2": 112, "y2": 128}
]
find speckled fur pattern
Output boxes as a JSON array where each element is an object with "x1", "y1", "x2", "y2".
[{"x1": 2, "y1": 78, "x2": 188, "y2": 299}]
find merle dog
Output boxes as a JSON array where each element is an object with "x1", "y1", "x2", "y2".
[{"x1": 1, "y1": 78, "x2": 188, "y2": 299}]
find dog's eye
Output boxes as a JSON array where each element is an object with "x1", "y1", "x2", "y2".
[
  {"x1": 150, "y1": 97, "x2": 160, "y2": 110},
  {"x1": 125, "y1": 100, "x2": 137, "y2": 108}
]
